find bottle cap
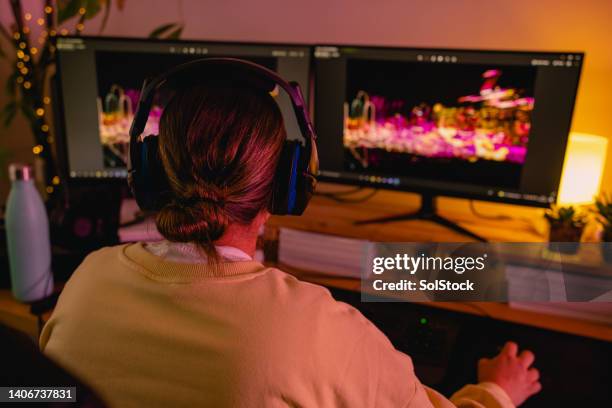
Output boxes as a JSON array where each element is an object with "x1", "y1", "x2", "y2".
[{"x1": 9, "y1": 163, "x2": 34, "y2": 181}]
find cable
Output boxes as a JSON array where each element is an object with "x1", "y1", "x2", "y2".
[
  {"x1": 469, "y1": 200, "x2": 513, "y2": 220},
  {"x1": 317, "y1": 188, "x2": 379, "y2": 204},
  {"x1": 469, "y1": 200, "x2": 545, "y2": 237},
  {"x1": 469, "y1": 200, "x2": 542, "y2": 224},
  {"x1": 315, "y1": 186, "x2": 364, "y2": 196}
]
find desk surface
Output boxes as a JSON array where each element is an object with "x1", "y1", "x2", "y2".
[
  {"x1": 0, "y1": 289, "x2": 42, "y2": 338},
  {"x1": 268, "y1": 185, "x2": 612, "y2": 342},
  {"x1": 268, "y1": 184, "x2": 549, "y2": 242}
]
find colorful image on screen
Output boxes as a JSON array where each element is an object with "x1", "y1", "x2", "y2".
[
  {"x1": 94, "y1": 51, "x2": 276, "y2": 169},
  {"x1": 343, "y1": 59, "x2": 537, "y2": 185}
]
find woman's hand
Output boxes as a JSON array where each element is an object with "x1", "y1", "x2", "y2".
[{"x1": 477, "y1": 341, "x2": 542, "y2": 406}]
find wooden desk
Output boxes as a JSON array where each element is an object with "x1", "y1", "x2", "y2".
[
  {"x1": 0, "y1": 289, "x2": 41, "y2": 338},
  {"x1": 269, "y1": 184, "x2": 548, "y2": 242},
  {"x1": 269, "y1": 184, "x2": 612, "y2": 342}
]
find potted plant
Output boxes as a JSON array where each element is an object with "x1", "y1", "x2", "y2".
[
  {"x1": 0, "y1": 0, "x2": 183, "y2": 201},
  {"x1": 545, "y1": 205, "x2": 587, "y2": 254},
  {"x1": 593, "y1": 193, "x2": 612, "y2": 262}
]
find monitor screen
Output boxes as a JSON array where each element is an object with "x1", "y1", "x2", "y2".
[
  {"x1": 55, "y1": 36, "x2": 311, "y2": 179},
  {"x1": 314, "y1": 46, "x2": 583, "y2": 206}
]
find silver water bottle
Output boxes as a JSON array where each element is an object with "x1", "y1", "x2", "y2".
[{"x1": 5, "y1": 164, "x2": 53, "y2": 302}]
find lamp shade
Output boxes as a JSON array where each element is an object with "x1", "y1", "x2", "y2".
[{"x1": 557, "y1": 132, "x2": 608, "y2": 206}]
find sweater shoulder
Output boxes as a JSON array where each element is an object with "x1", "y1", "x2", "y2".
[
  {"x1": 79, "y1": 243, "x2": 127, "y2": 266},
  {"x1": 64, "y1": 244, "x2": 129, "y2": 285},
  {"x1": 261, "y1": 267, "x2": 375, "y2": 336}
]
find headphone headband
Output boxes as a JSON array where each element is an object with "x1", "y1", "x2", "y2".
[{"x1": 129, "y1": 58, "x2": 312, "y2": 140}]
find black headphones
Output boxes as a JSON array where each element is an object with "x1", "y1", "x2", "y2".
[{"x1": 128, "y1": 58, "x2": 318, "y2": 215}]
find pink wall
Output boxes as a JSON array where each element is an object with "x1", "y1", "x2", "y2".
[{"x1": 1, "y1": 0, "x2": 611, "y2": 198}]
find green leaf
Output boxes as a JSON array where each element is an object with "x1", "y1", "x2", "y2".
[
  {"x1": 58, "y1": 0, "x2": 106, "y2": 24},
  {"x1": 57, "y1": 0, "x2": 82, "y2": 25},
  {"x1": 83, "y1": 0, "x2": 102, "y2": 20},
  {"x1": 165, "y1": 26, "x2": 183, "y2": 39},
  {"x1": 148, "y1": 22, "x2": 179, "y2": 38},
  {"x1": 1, "y1": 101, "x2": 17, "y2": 127}
]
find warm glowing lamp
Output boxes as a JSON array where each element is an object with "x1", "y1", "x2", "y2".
[{"x1": 557, "y1": 132, "x2": 608, "y2": 205}]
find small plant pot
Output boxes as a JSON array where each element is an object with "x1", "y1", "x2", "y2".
[{"x1": 548, "y1": 224, "x2": 584, "y2": 254}]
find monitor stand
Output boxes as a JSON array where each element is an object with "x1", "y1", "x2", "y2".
[{"x1": 354, "y1": 193, "x2": 486, "y2": 242}]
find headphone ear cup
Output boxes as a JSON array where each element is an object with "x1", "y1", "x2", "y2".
[
  {"x1": 297, "y1": 138, "x2": 318, "y2": 212},
  {"x1": 270, "y1": 140, "x2": 301, "y2": 215},
  {"x1": 129, "y1": 135, "x2": 171, "y2": 211}
]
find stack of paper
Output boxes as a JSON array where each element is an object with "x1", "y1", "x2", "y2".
[
  {"x1": 509, "y1": 302, "x2": 612, "y2": 325},
  {"x1": 506, "y1": 264, "x2": 612, "y2": 324},
  {"x1": 278, "y1": 228, "x2": 375, "y2": 278}
]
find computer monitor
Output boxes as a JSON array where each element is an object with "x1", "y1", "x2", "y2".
[
  {"x1": 314, "y1": 45, "x2": 583, "y2": 211},
  {"x1": 54, "y1": 36, "x2": 311, "y2": 180}
]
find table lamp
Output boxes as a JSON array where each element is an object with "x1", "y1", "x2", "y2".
[{"x1": 557, "y1": 132, "x2": 609, "y2": 206}]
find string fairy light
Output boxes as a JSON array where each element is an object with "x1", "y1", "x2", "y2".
[{"x1": 12, "y1": 6, "x2": 61, "y2": 193}]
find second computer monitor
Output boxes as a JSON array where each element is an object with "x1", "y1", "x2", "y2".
[{"x1": 314, "y1": 45, "x2": 583, "y2": 206}]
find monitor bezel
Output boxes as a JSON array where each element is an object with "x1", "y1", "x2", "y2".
[
  {"x1": 312, "y1": 43, "x2": 585, "y2": 208},
  {"x1": 53, "y1": 35, "x2": 314, "y2": 184}
]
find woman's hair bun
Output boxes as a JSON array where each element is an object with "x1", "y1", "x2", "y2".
[{"x1": 156, "y1": 198, "x2": 228, "y2": 249}]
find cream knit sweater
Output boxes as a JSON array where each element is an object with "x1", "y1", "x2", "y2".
[{"x1": 40, "y1": 243, "x2": 514, "y2": 408}]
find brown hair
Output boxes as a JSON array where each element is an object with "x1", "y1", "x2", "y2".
[{"x1": 155, "y1": 82, "x2": 286, "y2": 259}]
